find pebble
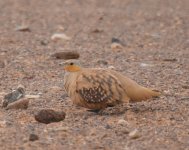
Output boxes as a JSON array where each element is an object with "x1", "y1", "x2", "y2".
[
  {"x1": 162, "y1": 58, "x2": 177, "y2": 62},
  {"x1": 51, "y1": 51, "x2": 79, "y2": 60},
  {"x1": 92, "y1": 28, "x2": 103, "y2": 33},
  {"x1": 25, "y1": 95, "x2": 40, "y2": 99},
  {"x1": 140, "y1": 63, "x2": 154, "y2": 67},
  {"x1": 29, "y1": 133, "x2": 39, "y2": 141},
  {"x1": 117, "y1": 119, "x2": 129, "y2": 126},
  {"x1": 35, "y1": 109, "x2": 66, "y2": 124},
  {"x1": 129, "y1": 129, "x2": 140, "y2": 139},
  {"x1": 6, "y1": 98, "x2": 29, "y2": 110},
  {"x1": 51, "y1": 33, "x2": 71, "y2": 41},
  {"x1": 15, "y1": 25, "x2": 31, "y2": 32},
  {"x1": 0, "y1": 60, "x2": 6, "y2": 68},
  {"x1": 2, "y1": 85, "x2": 25, "y2": 107},
  {"x1": 108, "y1": 65, "x2": 115, "y2": 70},
  {"x1": 111, "y1": 37, "x2": 122, "y2": 44},
  {"x1": 111, "y1": 43, "x2": 123, "y2": 50},
  {"x1": 96, "y1": 59, "x2": 108, "y2": 65}
]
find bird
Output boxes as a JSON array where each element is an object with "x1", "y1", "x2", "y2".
[{"x1": 63, "y1": 59, "x2": 160, "y2": 110}]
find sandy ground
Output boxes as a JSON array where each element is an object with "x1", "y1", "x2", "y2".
[{"x1": 0, "y1": 0, "x2": 189, "y2": 149}]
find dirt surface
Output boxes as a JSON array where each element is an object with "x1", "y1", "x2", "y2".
[{"x1": 0, "y1": 0, "x2": 189, "y2": 149}]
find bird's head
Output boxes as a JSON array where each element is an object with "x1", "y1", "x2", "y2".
[{"x1": 63, "y1": 59, "x2": 81, "y2": 72}]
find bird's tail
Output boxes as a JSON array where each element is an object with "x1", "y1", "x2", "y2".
[{"x1": 127, "y1": 85, "x2": 161, "y2": 102}]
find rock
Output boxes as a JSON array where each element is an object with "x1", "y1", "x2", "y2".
[
  {"x1": 51, "y1": 33, "x2": 71, "y2": 42},
  {"x1": 129, "y1": 129, "x2": 140, "y2": 139},
  {"x1": 6, "y1": 98, "x2": 29, "y2": 110},
  {"x1": 111, "y1": 43, "x2": 123, "y2": 50},
  {"x1": 117, "y1": 119, "x2": 129, "y2": 126},
  {"x1": 35, "y1": 109, "x2": 66, "y2": 124},
  {"x1": 25, "y1": 95, "x2": 40, "y2": 99},
  {"x1": 40, "y1": 40, "x2": 49, "y2": 46},
  {"x1": 29, "y1": 133, "x2": 39, "y2": 141},
  {"x1": 0, "y1": 60, "x2": 6, "y2": 68},
  {"x1": 2, "y1": 85, "x2": 25, "y2": 107},
  {"x1": 111, "y1": 37, "x2": 122, "y2": 44},
  {"x1": 140, "y1": 63, "x2": 154, "y2": 67},
  {"x1": 51, "y1": 51, "x2": 79, "y2": 60},
  {"x1": 96, "y1": 59, "x2": 108, "y2": 65},
  {"x1": 92, "y1": 28, "x2": 103, "y2": 33},
  {"x1": 108, "y1": 65, "x2": 115, "y2": 70},
  {"x1": 15, "y1": 25, "x2": 31, "y2": 32},
  {"x1": 162, "y1": 58, "x2": 177, "y2": 62},
  {"x1": 111, "y1": 37, "x2": 124, "y2": 50}
]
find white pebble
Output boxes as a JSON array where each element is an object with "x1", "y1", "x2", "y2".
[{"x1": 51, "y1": 33, "x2": 71, "y2": 41}]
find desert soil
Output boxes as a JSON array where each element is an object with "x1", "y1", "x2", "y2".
[{"x1": 0, "y1": 0, "x2": 189, "y2": 150}]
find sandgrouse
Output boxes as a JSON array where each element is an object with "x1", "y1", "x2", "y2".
[{"x1": 63, "y1": 59, "x2": 160, "y2": 110}]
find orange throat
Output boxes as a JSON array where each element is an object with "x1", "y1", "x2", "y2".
[{"x1": 64, "y1": 65, "x2": 81, "y2": 72}]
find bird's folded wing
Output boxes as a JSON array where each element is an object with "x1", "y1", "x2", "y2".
[{"x1": 76, "y1": 69, "x2": 128, "y2": 104}]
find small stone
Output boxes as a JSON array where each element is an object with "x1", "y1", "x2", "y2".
[
  {"x1": 51, "y1": 33, "x2": 71, "y2": 42},
  {"x1": 15, "y1": 25, "x2": 31, "y2": 32},
  {"x1": 129, "y1": 129, "x2": 140, "y2": 139},
  {"x1": 111, "y1": 43, "x2": 123, "y2": 50},
  {"x1": 0, "y1": 120, "x2": 9, "y2": 127},
  {"x1": 96, "y1": 59, "x2": 108, "y2": 65},
  {"x1": 6, "y1": 98, "x2": 29, "y2": 110},
  {"x1": 2, "y1": 85, "x2": 25, "y2": 107},
  {"x1": 118, "y1": 119, "x2": 129, "y2": 126},
  {"x1": 92, "y1": 28, "x2": 103, "y2": 33},
  {"x1": 51, "y1": 51, "x2": 79, "y2": 60},
  {"x1": 108, "y1": 65, "x2": 115, "y2": 70},
  {"x1": 0, "y1": 60, "x2": 6, "y2": 68},
  {"x1": 35, "y1": 109, "x2": 66, "y2": 124},
  {"x1": 111, "y1": 37, "x2": 121, "y2": 44},
  {"x1": 140, "y1": 63, "x2": 154, "y2": 67},
  {"x1": 162, "y1": 58, "x2": 177, "y2": 62},
  {"x1": 40, "y1": 40, "x2": 49, "y2": 46},
  {"x1": 29, "y1": 133, "x2": 39, "y2": 141},
  {"x1": 25, "y1": 95, "x2": 40, "y2": 99}
]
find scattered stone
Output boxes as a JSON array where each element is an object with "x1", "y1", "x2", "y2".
[
  {"x1": 51, "y1": 51, "x2": 79, "y2": 60},
  {"x1": 35, "y1": 109, "x2": 66, "y2": 124},
  {"x1": 29, "y1": 133, "x2": 39, "y2": 141},
  {"x1": 182, "y1": 85, "x2": 189, "y2": 89},
  {"x1": 6, "y1": 98, "x2": 29, "y2": 110},
  {"x1": 118, "y1": 119, "x2": 129, "y2": 126},
  {"x1": 51, "y1": 33, "x2": 71, "y2": 42},
  {"x1": 108, "y1": 65, "x2": 115, "y2": 70},
  {"x1": 2, "y1": 85, "x2": 25, "y2": 107},
  {"x1": 163, "y1": 58, "x2": 177, "y2": 62},
  {"x1": 0, "y1": 120, "x2": 9, "y2": 127},
  {"x1": 140, "y1": 63, "x2": 154, "y2": 67},
  {"x1": 129, "y1": 129, "x2": 140, "y2": 139},
  {"x1": 111, "y1": 37, "x2": 122, "y2": 44},
  {"x1": 0, "y1": 60, "x2": 6, "y2": 68},
  {"x1": 15, "y1": 25, "x2": 31, "y2": 32},
  {"x1": 111, "y1": 43, "x2": 123, "y2": 50},
  {"x1": 111, "y1": 37, "x2": 125, "y2": 50},
  {"x1": 96, "y1": 59, "x2": 108, "y2": 65},
  {"x1": 40, "y1": 40, "x2": 49, "y2": 46},
  {"x1": 92, "y1": 28, "x2": 103, "y2": 33},
  {"x1": 25, "y1": 95, "x2": 40, "y2": 99}
]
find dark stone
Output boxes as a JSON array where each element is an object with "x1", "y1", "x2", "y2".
[
  {"x1": 35, "y1": 109, "x2": 66, "y2": 124},
  {"x1": 29, "y1": 133, "x2": 39, "y2": 141}
]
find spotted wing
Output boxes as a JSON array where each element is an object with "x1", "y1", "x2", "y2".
[{"x1": 76, "y1": 69, "x2": 126, "y2": 104}]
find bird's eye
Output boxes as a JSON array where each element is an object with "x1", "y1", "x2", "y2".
[{"x1": 70, "y1": 62, "x2": 74, "y2": 65}]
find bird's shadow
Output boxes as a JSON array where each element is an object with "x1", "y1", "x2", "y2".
[{"x1": 87, "y1": 102, "x2": 162, "y2": 116}]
